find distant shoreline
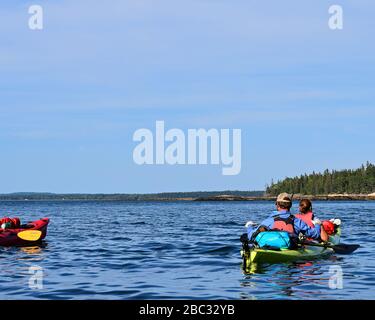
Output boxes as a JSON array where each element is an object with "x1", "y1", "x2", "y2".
[
  {"x1": 0, "y1": 192, "x2": 375, "y2": 202},
  {"x1": 194, "y1": 194, "x2": 375, "y2": 201}
]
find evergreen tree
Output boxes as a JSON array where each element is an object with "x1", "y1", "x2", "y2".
[{"x1": 266, "y1": 163, "x2": 375, "y2": 195}]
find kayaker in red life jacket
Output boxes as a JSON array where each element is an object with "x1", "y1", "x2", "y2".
[
  {"x1": 295, "y1": 199, "x2": 315, "y2": 227},
  {"x1": 0, "y1": 217, "x2": 21, "y2": 230},
  {"x1": 296, "y1": 199, "x2": 338, "y2": 236},
  {"x1": 246, "y1": 193, "x2": 328, "y2": 242}
]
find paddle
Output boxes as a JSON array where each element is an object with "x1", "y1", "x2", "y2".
[
  {"x1": 301, "y1": 241, "x2": 360, "y2": 255},
  {"x1": 17, "y1": 230, "x2": 42, "y2": 242}
]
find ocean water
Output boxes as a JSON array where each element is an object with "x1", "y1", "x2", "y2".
[{"x1": 0, "y1": 200, "x2": 373, "y2": 300}]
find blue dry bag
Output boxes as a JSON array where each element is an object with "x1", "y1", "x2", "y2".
[{"x1": 255, "y1": 231, "x2": 291, "y2": 249}]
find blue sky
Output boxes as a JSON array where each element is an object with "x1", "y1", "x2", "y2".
[{"x1": 0, "y1": 0, "x2": 374, "y2": 193}]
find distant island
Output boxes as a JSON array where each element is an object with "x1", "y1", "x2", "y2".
[
  {"x1": 1, "y1": 163, "x2": 374, "y2": 202},
  {"x1": 0, "y1": 191, "x2": 264, "y2": 201},
  {"x1": 0, "y1": 191, "x2": 375, "y2": 202}
]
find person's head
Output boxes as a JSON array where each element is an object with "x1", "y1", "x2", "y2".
[
  {"x1": 276, "y1": 193, "x2": 292, "y2": 211},
  {"x1": 299, "y1": 199, "x2": 312, "y2": 214}
]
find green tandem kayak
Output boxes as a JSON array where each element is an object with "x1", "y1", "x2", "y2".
[{"x1": 241, "y1": 228, "x2": 341, "y2": 269}]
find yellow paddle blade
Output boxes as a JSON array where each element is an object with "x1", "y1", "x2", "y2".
[{"x1": 17, "y1": 230, "x2": 42, "y2": 241}]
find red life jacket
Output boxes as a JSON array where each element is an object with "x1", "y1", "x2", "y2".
[
  {"x1": 295, "y1": 212, "x2": 314, "y2": 228},
  {"x1": 11, "y1": 217, "x2": 21, "y2": 228},
  {"x1": 272, "y1": 215, "x2": 295, "y2": 234},
  {"x1": 0, "y1": 217, "x2": 20, "y2": 228},
  {"x1": 0, "y1": 217, "x2": 12, "y2": 225}
]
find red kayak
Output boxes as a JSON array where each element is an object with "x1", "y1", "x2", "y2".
[{"x1": 0, "y1": 218, "x2": 49, "y2": 246}]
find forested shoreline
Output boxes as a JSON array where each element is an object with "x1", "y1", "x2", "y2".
[
  {"x1": 266, "y1": 162, "x2": 375, "y2": 196},
  {"x1": 2, "y1": 163, "x2": 375, "y2": 201},
  {"x1": 0, "y1": 190, "x2": 263, "y2": 201}
]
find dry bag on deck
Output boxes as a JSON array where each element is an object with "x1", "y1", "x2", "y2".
[{"x1": 255, "y1": 231, "x2": 291, "y2": 250}]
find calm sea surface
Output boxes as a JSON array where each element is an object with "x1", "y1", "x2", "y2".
[{"x1": 0, "y1": 201, "x2": 374, "y2": 300}]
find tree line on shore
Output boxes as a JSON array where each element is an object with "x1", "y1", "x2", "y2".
[
  {"x1": 0, "y1": 190, "x2": 264, "y2": 201},
  {"x1": 3, "y1": 163, "x2": 374, "y2": 200},
  {"x1": 266, "y1": 162, "x2": 375, "y2": 196}
]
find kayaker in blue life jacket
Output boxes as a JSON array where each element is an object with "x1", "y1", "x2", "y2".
[{"x1": 246, "y1": 193, "x2": 328, "y2": 242}]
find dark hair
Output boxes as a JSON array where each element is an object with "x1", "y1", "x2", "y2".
[{"x1": 299, "y1": 199, "x2": 312, "y2": 214}]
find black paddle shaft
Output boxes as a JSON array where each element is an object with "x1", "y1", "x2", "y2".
[{"x1": 302, "y1": 241, "x2": 360, "y2": 255}]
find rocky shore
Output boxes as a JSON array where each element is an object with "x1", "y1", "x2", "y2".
[{"x1": 194, "y1": 193, "x2": 375, "y2": 201}]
